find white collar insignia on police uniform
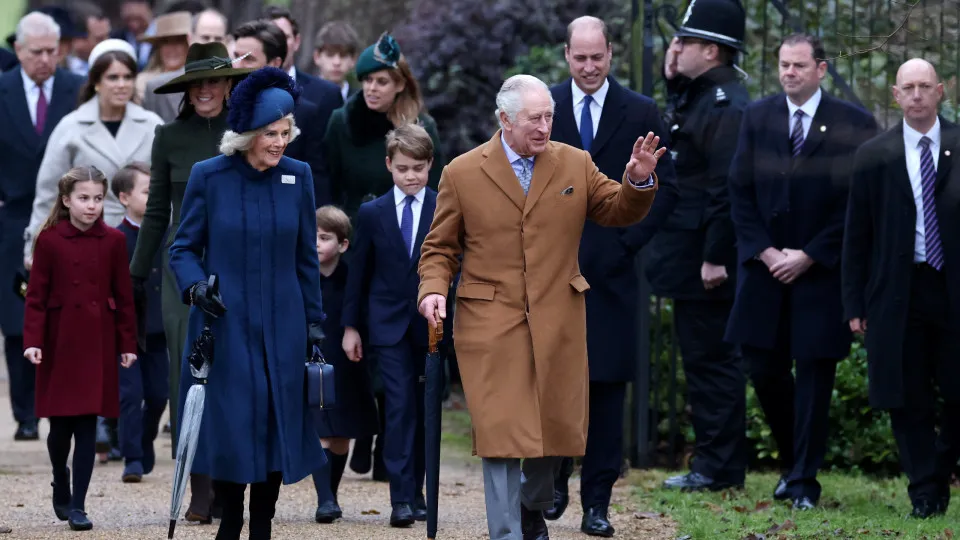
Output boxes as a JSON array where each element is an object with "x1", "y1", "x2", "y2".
[{"x1": 715, "y1": 88, "x2": 728, "y2": 103}]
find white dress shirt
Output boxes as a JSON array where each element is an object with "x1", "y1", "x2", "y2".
[
  {"x1": 903, "y1": 117, "x2": 941, "y2": 263},
  {"x1": 393, "y1": 185, "x2": 426, "y2": 255},
  {"x1": 571, "y1": 78, "x2": 609, "y2": 136},
  {"x1": 21, "y1": 69, "x2": 54, "y2": 128},
  {"x1": 786, "y1": 87, "x2": 821, "y2": 140}
]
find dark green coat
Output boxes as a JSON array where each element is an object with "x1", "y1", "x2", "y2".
[
  {"x1": 324, "y1": 93, "x2": 445, "y2": 220},
  {"x1": 130, "y1": 110, "x2": 228, "y2": 452}
]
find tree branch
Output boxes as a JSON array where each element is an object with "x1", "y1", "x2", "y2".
[{"x1": 820, "y1": 0, "x2": 923, "y2": 61}]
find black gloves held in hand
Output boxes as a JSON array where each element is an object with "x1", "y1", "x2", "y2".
[
  {"x1": 308, "y1": 321, "x2": 325, "y2": 348},
  {"x1": 190, "y1": 280, "x2": 226, "y2": 318}
]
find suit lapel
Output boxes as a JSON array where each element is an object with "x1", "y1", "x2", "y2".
[
  {"x1": 2, "y1": 70, "x2": 41, "y2": 149},
  {"x1": 936, "y1": 120, "x2": 957, "y2": 192},
  {"x1": 590, "y1": 78, "x2": 625, "y2": 157},
  {"x1": 886, "y1": 124, "x2": 914, "y2": 203},
  {"x1": 522, "y1": 144, "x2": 559, "y2": 218},
  {"x1": 115, "y1": 108, "x2": 149, "y2": 166},
  {"x1": 796, "y1": 91, "x2": 832, "y2": 163},
  {"x1": 411, "y1": 190, "x2": 436, "y2": 269},
  {"x1": 377, "y1": 194, "x2": 407, "y2": 260},
  {"x1": 480, "y1": 132, "x2": 526, "y2": 211},
  {"x1": 45, "y1": 70, "x2": 77, "y2": 139},
  {"x1": 769, "y1": 96, "x2": 792, "y2": 162},
  {"x1": 554, "y1": 81, "x2": 580, "y2": 147}
]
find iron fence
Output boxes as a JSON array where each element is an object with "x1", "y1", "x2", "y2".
[{"x1": 628, "y1": 0, "x2": 960, "y2": 469}]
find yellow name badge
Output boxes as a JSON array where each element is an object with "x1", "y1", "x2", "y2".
[{"x1": 281, "y1": 175, "x2": 296, "y2": 185}]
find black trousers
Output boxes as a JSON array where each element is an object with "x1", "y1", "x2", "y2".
[
  {"x1": 213, "y1": 471, "x2": 283, "y2": 540},
  {"x1": 889, "y1": 264, "x2": 960, "y2": 506},
  {"x1": 4, "y1": 334, "x2": 36, "y2": 426},
  {"x1": 579, "y1": 381, "x2": 627, "y2": 510},
  {"x1": 674, "y1": 298, "x2": 746, "y2": 483},
  {"x1": 744, "y1": 323, "x2": 838, "y2": 502}
]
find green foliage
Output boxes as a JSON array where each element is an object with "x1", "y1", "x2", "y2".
[{"x1": 632, "y1": 470, "x2": 960, "y2": 539}]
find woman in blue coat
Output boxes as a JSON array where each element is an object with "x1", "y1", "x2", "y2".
[{"x1": 169, "y1": 67, "x2": 326, "y2": 539}]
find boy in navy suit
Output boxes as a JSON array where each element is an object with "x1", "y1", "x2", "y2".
[
  {"x1": 342, "y1": 124, "x2": 437, "y2": 527},
  {"x1": 112, "y1": 162, "x2": 169, "y2": 483}
]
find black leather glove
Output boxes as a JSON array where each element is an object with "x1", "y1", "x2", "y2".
[
  {"x1": 132, "y1": 277, "x2": 147, "y2": 351},
  {"x1": 190, "y1": 280, "x2": 226, "y2": 318},
  {"x1": 308, "y1": 321, "x2": 325, "y2": 348}
]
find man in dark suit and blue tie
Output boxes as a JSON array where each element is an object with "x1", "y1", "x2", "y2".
[
  {"x1": 342, "y1": 124, "x2": 438, "y2": 528},
  {"x1": 0, "y1": 11, "x2": 84, "y2": 441},
  {"x1": 545, "y1": 16, "x2": 678, "y2": 537},
  {"x1": 726, "y1": 34, "x2": 877, "y2": 510},
  {"x1": 843, "y1": 58, "x2": 960, "y2": 519}
]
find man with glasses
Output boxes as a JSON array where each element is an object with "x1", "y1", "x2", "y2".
[{"x1": 646, "y1": 0, "x2": 751, "y2": 492}]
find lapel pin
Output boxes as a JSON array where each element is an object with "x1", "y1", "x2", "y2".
[{"x1": 820, "y1": 125, "x2": 827, "y2": 132}]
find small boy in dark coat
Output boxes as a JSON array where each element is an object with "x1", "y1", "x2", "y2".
[
  {"x1": 310, "y1": 205, "x2": 380, "y2": 523},
  {"x1": 342, "y1": 123, "x2": 438, "y2": 527},
  {"x1": 112, "y1": 162, "x2": 169, "y2": 483}
]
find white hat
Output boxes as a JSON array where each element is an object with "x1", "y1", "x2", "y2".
[{"x1": 88, "y1": 38, "x2": 137, "y2": 69}]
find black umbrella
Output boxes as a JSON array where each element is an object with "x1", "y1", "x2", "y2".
[
  {"x1": 168, "y1": 274, "x2": 219, "y2": 539},
  {"x1": 424, "y1": 324, "x2": 444, "y2": 539}
]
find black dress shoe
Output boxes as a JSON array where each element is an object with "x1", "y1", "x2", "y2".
[
  {"x1": 581, "y1": 506, "x2": 615, "y2": 537},
  {"x1": 662, "y1": 472, "x2": 741, "y2": 492},
  {"x1": 14, "y1": 423, "x2": 39, "y2": 441},
  {"x1": 349, "y1": 439, "x2": 372, "y2": 474},
  {"x1": 390, "y1": 503, "x2": 415, "y2": 527},
  {"x1": 68, "y1": 509, "x2": 93, "y2": 531},
  {"x1": 314, "y1": 500, "x2": 343, "y2": 523},
  {"x1": 521, "y1": 504, "x2": 549, "y2": 540},
  {"x1": 793, "y1": 496, "x2": 815, "y2": 510},
  {"x1": 543, "y1": 457, "x2": 573, "y2": 521},
  {"x1": 773, "y1": 476, "x2": 789, "y2": 501},
  {"x1": 413, "y1": 493, "x2": 427, "y2": 521},
  {"x1": 51, "y1": 469, "x2": 71, "y2": 521},
  {"x1": 910, "y1": 499, "x2": 946, "y2": 519}
]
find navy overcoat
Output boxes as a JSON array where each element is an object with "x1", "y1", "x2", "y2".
[{"x1": 169, "y1": 153, "x2": 325, "y2": 485}]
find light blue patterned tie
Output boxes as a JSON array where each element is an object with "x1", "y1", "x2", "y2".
[
  {"x1": 517, "y1": 158, "x2": 532, "y2": 195},
  {"x1": 400, "y1": 195, "x2": 414, "y2": 258}
]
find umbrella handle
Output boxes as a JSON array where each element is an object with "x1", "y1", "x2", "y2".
[{"x1": 428, "y1": 324, "x2": 443, "y2": 353}]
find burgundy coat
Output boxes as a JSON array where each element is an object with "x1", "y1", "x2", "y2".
[{"x1": 23, "y1": 219, "x2": 137, "y2": 418}]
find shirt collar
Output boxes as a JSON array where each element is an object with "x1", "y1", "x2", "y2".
[
  {"x1": 500, "y1": 132, "x2": 535, "y2": 165},
  {"x1": 903, "y1": 116, "x2": 941, "y2": 149},
  {"x1": 21, "y1": 68, "x2": 54, "y2": 95},
  {"x1": 393, "y1": 185, "x2": 426, "y2": 206},
  {"x1": 786, "y1": 87, "x2": 821, "y2": 120},
  {"x1": 571, "y1": 77, "x2": 609, "y2": 109},
  {"x1": 124, "y1": 215, "x2": 141, "y2": 228}
]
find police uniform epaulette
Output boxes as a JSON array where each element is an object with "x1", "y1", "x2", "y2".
[{"x1": 715, "y1": 87, "x2": 729, "y2": 103}]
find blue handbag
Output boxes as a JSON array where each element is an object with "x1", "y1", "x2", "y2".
[{"x1": 305, "y1": 344, "x2": 336, "y2": 409}]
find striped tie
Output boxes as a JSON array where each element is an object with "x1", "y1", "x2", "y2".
[
  {"x1": 790, "y1": 110, "x2": 805, "y2": 157},
  {"x1": 919, "y1": 136, "x2": 944, "y2": 270}
]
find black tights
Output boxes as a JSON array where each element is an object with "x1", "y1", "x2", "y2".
[
  {"x1": 47, "y1": 415, "x2": 98, "y2": 512},
  {"x1": 213, "y1": 472, "x2": 283, "y2": 540}
]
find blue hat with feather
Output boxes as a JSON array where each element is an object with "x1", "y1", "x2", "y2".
[
  {"x1": 355, "y1": 32, "x2": 402, "y2": 79},
  {"x1": 227, "y1": 66, "x2": 301, "y2": 133}
]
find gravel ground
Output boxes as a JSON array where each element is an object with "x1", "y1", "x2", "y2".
[{"x1": 0, "y1": 345, "x2": 677, "y2": 539}]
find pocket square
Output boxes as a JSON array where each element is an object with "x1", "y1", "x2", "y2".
[{"x1": 560, "y1": 186, "x2": 574, "y2": 195}]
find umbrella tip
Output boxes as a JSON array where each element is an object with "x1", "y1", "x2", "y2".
[{"x1": 168, "y1": 519, "x2": 177, "y2": 538}]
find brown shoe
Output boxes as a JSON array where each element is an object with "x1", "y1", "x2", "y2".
[{"x1": 184, "y1": 510, "x2": 213, "y2": 524}]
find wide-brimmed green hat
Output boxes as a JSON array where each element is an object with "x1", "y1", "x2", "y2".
[{"x1": 155, "y1": 42, "x2": 254, "y2": 95}]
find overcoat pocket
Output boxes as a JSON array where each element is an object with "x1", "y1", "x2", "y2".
[{"x1": 457, "y1": 282, "x2": 495, "y2": 301}]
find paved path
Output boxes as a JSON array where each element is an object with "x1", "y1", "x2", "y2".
[{"x1": 0, "y1": 339, "x2": 676, "y2": 539}]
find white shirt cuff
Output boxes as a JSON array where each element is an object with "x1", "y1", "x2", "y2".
[{"x1": 627, "y1": 174, "x2": 655, "y2": 189}]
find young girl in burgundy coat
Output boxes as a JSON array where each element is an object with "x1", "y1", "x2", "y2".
[{"x1": 22, "y1": 166, "x2": 138, "y2": 532}]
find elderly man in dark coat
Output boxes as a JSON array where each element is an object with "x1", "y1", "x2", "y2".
[
  {"x1": 843, "y1": 58, "x2": 960, "y2": 519},
  {"x1": 546, "y1": 15, "x2": 678, "y2": 538},
  {"x1": 0, "y1": 11, "x2": 83, "y2": 441},
  {"x1": 726, "y1": 34, "x2": 877, "y2": 510}
]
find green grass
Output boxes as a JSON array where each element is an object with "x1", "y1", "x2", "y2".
[
  {"x1": 440, "y1": 408, "x2": 477, "y2": 461},
  {"x1": 631, "y1": 470, "x2": 959, "y2": 539}
]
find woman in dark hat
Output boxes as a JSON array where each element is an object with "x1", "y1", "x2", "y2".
[
  {"x1": 129, "y1": 41, "x2": 251, "y2": 525},
  {"x1": 324, "y1": 32, "x2": 445, "y2": 220},
  {"x1": 168, "y1": 66, "x2": 326, "y2": 540}
]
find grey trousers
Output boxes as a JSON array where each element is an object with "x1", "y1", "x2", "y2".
[{"x1": 481, "y1": 457, "x2": 562, "y2": 540}]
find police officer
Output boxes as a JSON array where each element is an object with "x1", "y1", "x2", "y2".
[{"x1": 646, "y1": 0, "x2": 751, "y2": 491}]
